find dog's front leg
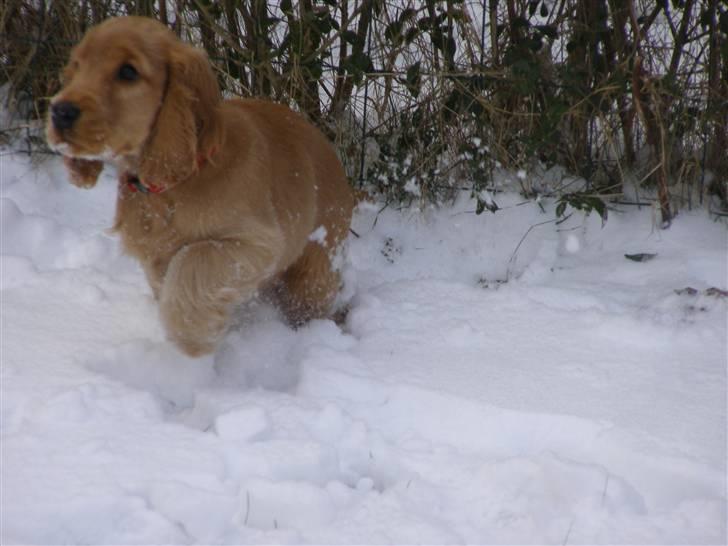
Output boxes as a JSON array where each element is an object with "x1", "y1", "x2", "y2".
[{"x1": 159, "y1": 235, "x2": 281, "y2": 357}]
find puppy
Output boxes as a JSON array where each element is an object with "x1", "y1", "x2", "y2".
[{"x1": 46, "y1": 16, "x2": 355, "y2": 356}]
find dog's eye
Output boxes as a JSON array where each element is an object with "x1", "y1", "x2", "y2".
[{"x1": 117, "y1": 63, "x2": 139, "y2": 82}]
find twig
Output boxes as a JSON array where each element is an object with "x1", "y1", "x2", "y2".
[
  {"x1": 562, "y1": 518, "x2": 575, "y2": 545},
  {"x1": 601, "y1": 473, "x2": 611, "y2": 506},
  {"x1": 507, "y1": 218, "x2": 558, "y2": 279}
]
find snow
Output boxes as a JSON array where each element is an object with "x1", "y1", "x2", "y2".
[
  {"x1": 1, "y1": 151, "x2": 726, "y2": 544},
  {"x1": 308, "y1": 225, "x2": 328, "y2": 245}
]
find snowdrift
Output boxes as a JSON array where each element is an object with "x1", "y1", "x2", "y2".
[{"x1": 1, "y1": 152, "x2": 726, "y2": 544}]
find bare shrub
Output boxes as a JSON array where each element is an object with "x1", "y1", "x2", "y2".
[{"x1": 2, "y1": 0, "x2": 726, "y2": 218}]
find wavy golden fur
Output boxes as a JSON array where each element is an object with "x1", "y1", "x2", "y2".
[{"x1": 47, "y1": 16, "x2": 355, "y2": 356}]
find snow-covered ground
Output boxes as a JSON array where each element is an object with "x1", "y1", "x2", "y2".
[{"x1": 1, "y1": 150, "x2": 726, "y2": 544}]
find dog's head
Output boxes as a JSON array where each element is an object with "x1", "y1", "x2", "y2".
[{"x1": 47, "y1": 16, "x2": 223, "y2": 190}]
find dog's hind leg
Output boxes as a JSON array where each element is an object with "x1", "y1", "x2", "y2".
[{"x1": 275, "y1": 240, "x2": 343, "y2": 327}]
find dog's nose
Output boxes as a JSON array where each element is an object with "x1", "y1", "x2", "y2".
[{"x1": 51, "y1": 101, "x2": 81, "y2": 130}]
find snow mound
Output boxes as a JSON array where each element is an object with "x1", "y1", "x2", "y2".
[{"x1": 2, "y1": 152, "x2": 726, "y2": 544}]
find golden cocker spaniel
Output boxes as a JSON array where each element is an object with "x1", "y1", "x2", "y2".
[{"x1": 46, "y1": 16, "x2": 355, "y2": 357}]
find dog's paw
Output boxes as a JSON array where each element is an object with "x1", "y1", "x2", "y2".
[
  {"x1": 173, "y1": 336, "x2": 217, "y2": 358},
  {"x1": 160, "y1": 296, "x2": 228, "y2": 357}
]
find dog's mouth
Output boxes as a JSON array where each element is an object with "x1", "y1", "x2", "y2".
[{"x1": 47, "y1": 129, "x2": 118, "y2": 162}]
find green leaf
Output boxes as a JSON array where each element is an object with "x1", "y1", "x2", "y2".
[
  {"x1": 476, "y1": 199, "x2": 486, "y2": 215},
  {"x1": 405, "y1": 61, "x2": 421, "y2": 97},
  {"x1": 341, "y1": 30, "x2": 362, "y2": 47},
  {"x1": 625, "y1": 253, "x2": 657, "y2": 262},
  {"x1": 385, "y1": 21, "x2": 403, "y2": 44},
  {"x1": 529, "y1": 36, "x2": 543, "y2": 51},
  {"x1": 342, "y1": 52, "x2": 374, "y2": 84},
  {"x1": 476, "y1": 195, "x2": 499, "y2": 214},
  {"x1": 405, "y1": 27, "x2": 421, "y2": 44},
  {"x1": 399, "y1": 8, "x2": 417, "y2": 23},
  {"x1": 699, "y1": 8, "x2": 711, "y2": 28},
  {"x1": 431, "y1": 29, "x2": 456, "y2": 57},
  {"x1": 535, "y1": 24, "x2": 558, "y2": 39},
  {"x1": 512, "y1": 16, "x2": 530, "y2": 29},
  {"x1": 556, "y1": 201, "x2": 567, "y2": 218},
  {"x1": 312, "y1": 12, "x2": 334, "y2": 35},
  {"x1": 447, "y1": 8, "x2": 466, "y2": 22},
  {"x1": 386, "y1": 8, "x2": 417, "y2": 45},
  {"x1": 591, "y1": 197, "x2": 607, "y2": 223}
]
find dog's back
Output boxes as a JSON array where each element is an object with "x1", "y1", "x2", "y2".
[{"x1": 223, "y1": 99, "x2": 355, "y2": 270}]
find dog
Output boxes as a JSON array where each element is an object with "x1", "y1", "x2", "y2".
[{"x1": 46, "y1": 16, "x2": 355, "y2": 357}]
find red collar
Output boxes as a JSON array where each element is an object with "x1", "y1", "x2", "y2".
[
  {"x1": 124, "y1": 150, "x2": 215, "y2": 194},
  {"x1": 124, "y1": 173, "x2": 165, "y2": 194}
]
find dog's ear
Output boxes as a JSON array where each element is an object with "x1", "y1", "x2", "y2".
[
  {"x1": 139, "y1": 42, "x2": 223, "y2": 190},
  {"x1": 63, "y1": 157, "x2": 104, "y2": 188}
]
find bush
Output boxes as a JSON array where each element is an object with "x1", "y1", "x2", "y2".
[{"x1": 2, "y1": 0, "x2": 727, "y2": 221}]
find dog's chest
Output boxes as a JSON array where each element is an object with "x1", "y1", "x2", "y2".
[{"x1": 115, "y1": 189, "x2": 187, "y2": 262}]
